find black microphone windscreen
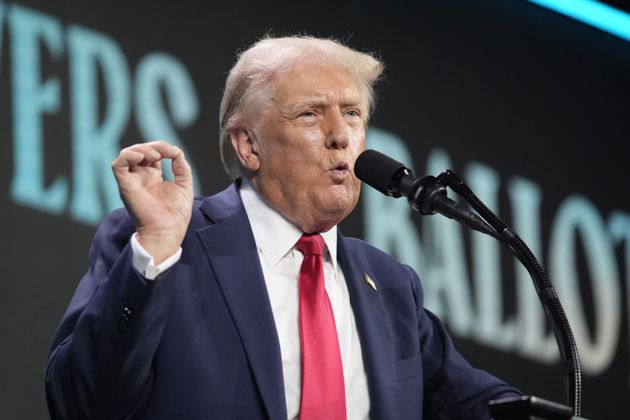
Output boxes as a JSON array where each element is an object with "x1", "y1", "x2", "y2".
[{"x1": 354, "y1": 149, "x2": 408, "y2": 196}]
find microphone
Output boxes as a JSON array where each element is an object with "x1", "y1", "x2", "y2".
[{"x1": 354, "y1": 149, "x2": 498, "y2": 238}]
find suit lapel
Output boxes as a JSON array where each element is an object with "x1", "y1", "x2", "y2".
[
  {"x1": 338, "y1": 234, "x2": 395, "y2": 420},
  {"x1": 197, "y1": 185, "x2": 286, "y2": 420},
  {"x1": 196, "y1": 185, "x2": 398, "y2": 419}
]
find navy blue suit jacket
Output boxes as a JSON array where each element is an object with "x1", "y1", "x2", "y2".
[{"x1": 46, "y1": 183, "x2": 519, "y2": 419}]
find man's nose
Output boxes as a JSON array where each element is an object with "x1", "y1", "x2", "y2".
[{"x1": 324, "y1": 110, "x2": 350, "y2": 149}]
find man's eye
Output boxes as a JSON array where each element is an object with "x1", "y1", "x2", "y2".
[
  {"x1": 299, "y1": 111, "x2": 317, "y2": 118},
  {"x1": 346, "y1": 110, "x2": 361, "y2": 118}
]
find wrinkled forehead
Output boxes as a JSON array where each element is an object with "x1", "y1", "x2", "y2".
[{"x1": 268, "y1": 63, "x2": 368, "y2": 110}]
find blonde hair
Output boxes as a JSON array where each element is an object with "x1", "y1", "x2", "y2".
[{"x1": 219, "y1": 35, "x2": 384, "y2": 180}]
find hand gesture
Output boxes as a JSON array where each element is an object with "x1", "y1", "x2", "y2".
[{"x1": 112, "y1": 141, "x2": 194, "y2": 264}]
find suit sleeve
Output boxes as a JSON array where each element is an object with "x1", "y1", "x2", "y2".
[
  {"x1": 45, "y1": 209, "x2": 178, "y2": 420},
  {"x1": 406, "y1": 265, "x2": 522, "y2": 419}
]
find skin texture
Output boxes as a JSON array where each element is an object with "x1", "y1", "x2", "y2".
[
  {"x1": 231, "y1": 63, "x2": 367, "y2": 233},
  {"x1": 111, "y1": 63, "x2": 367, "y2": 262},
  {"x1": 111, "y1": 141, "x2": 194, "y2": 264}
]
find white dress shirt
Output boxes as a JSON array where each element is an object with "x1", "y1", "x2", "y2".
[{"x1": 130, "y1": 181, "x2": 370, "y2": 419}]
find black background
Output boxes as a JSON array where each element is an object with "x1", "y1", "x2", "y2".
[{"x1": 1, "y1": 0, "x2": 629, "y2": 418}]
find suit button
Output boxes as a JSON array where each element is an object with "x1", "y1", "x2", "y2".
[{"x1": 118, "y1": 299, "x2": 136, "y2": 334}]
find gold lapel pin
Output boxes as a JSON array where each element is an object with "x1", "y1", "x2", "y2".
[{"x1": 363, "y1": 273, "x2": 378, "y2": 291}]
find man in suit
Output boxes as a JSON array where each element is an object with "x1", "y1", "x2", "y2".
[{"x1": 46, "y1": 36, "x2": 520, "y2": 419}]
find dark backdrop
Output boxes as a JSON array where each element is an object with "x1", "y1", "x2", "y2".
[{"x1": 1, "y1": 0, "x2": 628, "y2": 418}]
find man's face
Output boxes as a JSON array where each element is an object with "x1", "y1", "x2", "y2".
[{"x1": 251, "y1": 63, "x2": 367, "y2": 233}]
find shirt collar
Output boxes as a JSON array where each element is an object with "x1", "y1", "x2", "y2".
[{"x1": 239, "y1": 180, "x2": 338, "y2": 270}]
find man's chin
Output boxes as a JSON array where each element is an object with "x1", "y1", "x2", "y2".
[{"x1": 320, "y1": 191, "x2": 358, "y2": 218}]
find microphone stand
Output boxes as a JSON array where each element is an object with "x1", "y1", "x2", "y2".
[{"x1": 412, "y1": 170, "x2": 588, "y2": 419}]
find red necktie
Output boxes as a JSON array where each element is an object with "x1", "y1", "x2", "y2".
[{"x1": 296, "y1": 234, "x2": 347, "y2": 420}]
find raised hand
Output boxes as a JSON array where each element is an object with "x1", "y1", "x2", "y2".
[{"x1": 112, "y1": 141, "x2": 194, "y2": 264}]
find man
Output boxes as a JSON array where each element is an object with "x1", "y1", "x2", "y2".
[{"x1": 46, "y1": 36, "x2": 519, "y2": 419}]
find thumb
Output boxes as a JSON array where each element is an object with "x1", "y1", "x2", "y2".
[{"x1": 171, "y1": 148, "x2": 194, "y2": 191}]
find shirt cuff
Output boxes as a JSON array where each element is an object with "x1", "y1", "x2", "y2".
[{"x1": 130, "y1": 233, "x2": 182, "y2": 280}]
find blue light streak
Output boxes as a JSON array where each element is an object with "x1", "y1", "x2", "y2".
[{"x1": 527, "y1": 0, "x2": 630, "y2": 43}]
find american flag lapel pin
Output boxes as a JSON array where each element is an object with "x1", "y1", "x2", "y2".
[{"x1": 363, "y1": 273, "x2": 377, "y2": 291}]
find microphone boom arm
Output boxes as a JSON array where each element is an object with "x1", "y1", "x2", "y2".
[
  {"x1": 353, "y1": 149, "x2": 584, "y2": 417},
  {"x1": 437, "y1": 169, "x2": 583, "y2": 417},
  {"x1": 401, "y1": 171, "x2": 500, "y2": 239}
]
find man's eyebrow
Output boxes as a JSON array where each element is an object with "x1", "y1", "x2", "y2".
[
  {"x1": 285, "y1": 99, "x2": 327, "y2": 113},
  {"x1": 285, "y1": 97, "x2": 365, "y2": 113},
  {"x1": 340, "y1": 98, "x2": 364, "y2": 108}
]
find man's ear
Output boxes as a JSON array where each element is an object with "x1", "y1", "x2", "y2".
[{"x1": 230, "y1": 127, "x2": 261, "y2": 174}]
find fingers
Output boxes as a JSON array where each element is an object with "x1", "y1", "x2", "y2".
[
  {"x1": 143, "y1": 141, "x2": 181, "y2": 159},
  {"x1": 171, "y1": 148, "x2": 193, "y2": 189},
  {"x1": 112, "y1": 141, "x2": 182, "y2": 171}
]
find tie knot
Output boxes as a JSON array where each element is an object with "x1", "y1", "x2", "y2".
[{"x1": 296, "y1": 234, "x2": 326, "y2": 256}]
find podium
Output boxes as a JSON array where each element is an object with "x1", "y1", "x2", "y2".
[{"x1": 489, "y1": 396, "x2": 591, "y2": 420}]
